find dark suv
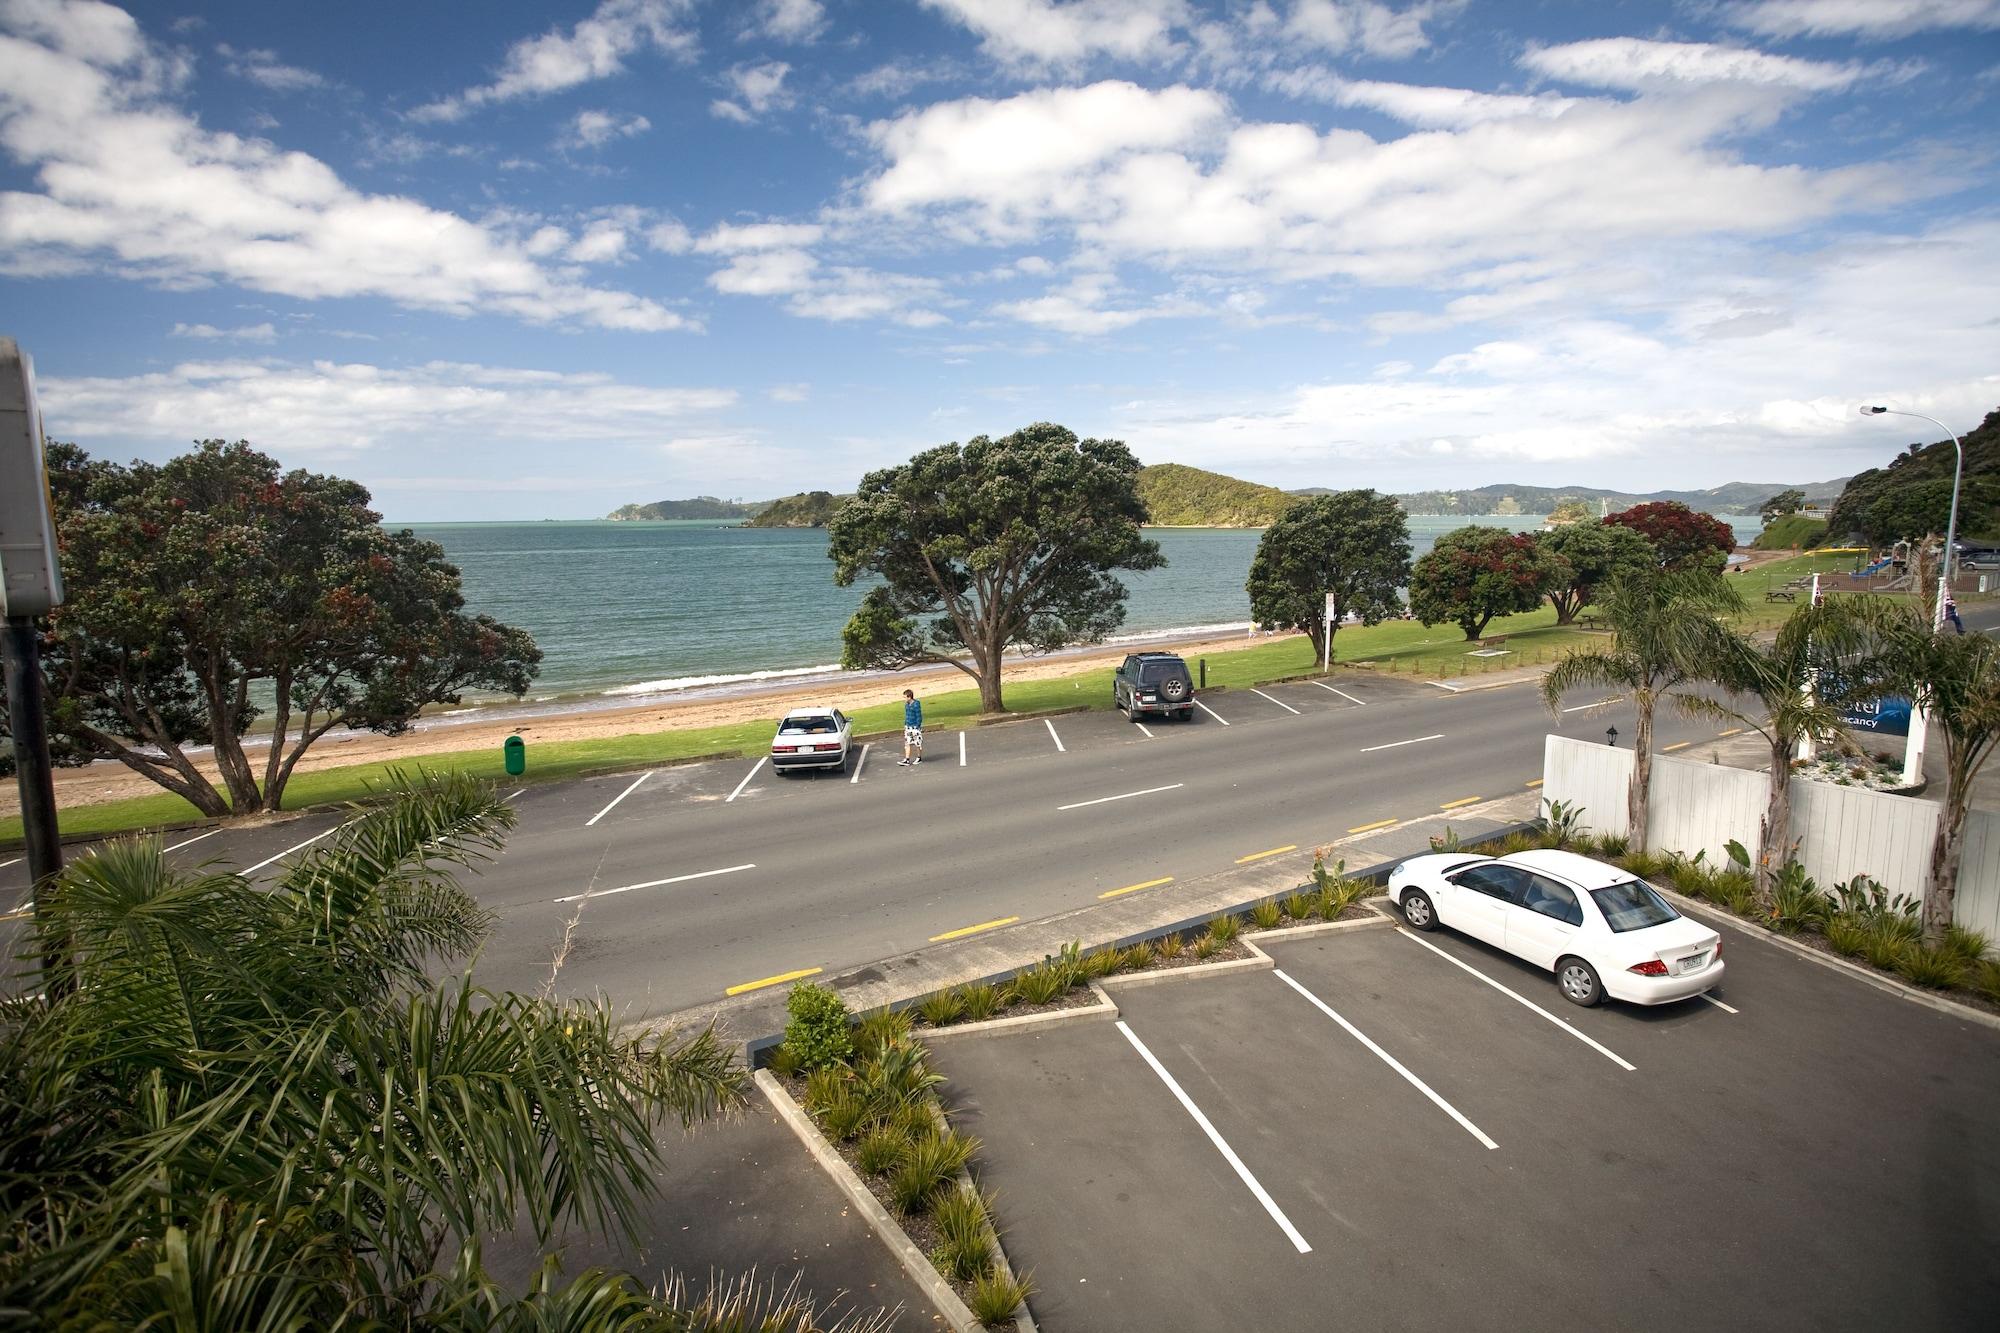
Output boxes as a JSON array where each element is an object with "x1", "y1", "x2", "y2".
[{"x1": 1113, "y1": 652, "x2": 1196, "y2": 721}]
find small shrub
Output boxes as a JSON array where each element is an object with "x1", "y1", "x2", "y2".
[
  {"x1": 1428, "y1": 827, "x2": 1465, "y2": 853},
  {"x1": 1767, "y1": 861, "x2": 1832, "y2": 935},
  {"x1": 1121, "y1": 939, "x2": 1156, "y2": 970},
  {"x1": 1282, "y1": 892, "x2": 1315, "y2": 921},
  {"x1": 1080, "y1": 947, "x2": 1124, "y2": 980},
  {"x1": 1536, "y1": 797, "x2": 1587, "y2": 850},
  {"x1": 1825, "y1": 915, "x2": 1870, "y2": 958},
  {"x1": 1155, "y1": 931, "x2": 1184, "y2": 959},
  {"x1": 1593, "y1": 832, "x2": 1630, "y2": 858},
  {"x1": 1250, "y1": 900, "x2": 1283, "y2": 930},
  {"x1": 890, "y1": 1131, "x2": 979, "y2": 1214},
  {"x1": 931, "y1": 1185, "x2": 997, "y2": 1281},
  {"x1": 1862, "y1": 923, "x2": 1907, "y2": 972},
  {"x1": 784, "y1": 982, "x2": 854, "y2": 1071},
  {"x1": 1493, "y1": 830, "x2": 1540, "y2": 856},
  {"x1": 852, "y1": 1006, "x2": 913, "y2": 1058},
  {"x1": 889, "y1": 1101, "x2": 938, "y2": 1140},
  {"x1": 1974, "y1": 959, "x2": 2000, "y2": 1003},
  {"x1": 1207, "y1": 913, "x2": 1240, "y2": 944},
  {"x1": 819, "y1": 1087, "x2": 870, "y2": 1142},
  {"x1": 1943, "y1": 925, "x2": 1992, "y2": 965},
  {"x1": 1894, "y1": 943, "x2": 1968, "y2": 990},
  {"x1": 1193, "y1": 932, "x2": 1221, "y2": 960},
  {"x1": 764, "y1": 1042, "x2": 803, "y2": 1077},
  {"x1": 857, "y1": 1126, "x2": 911, "y2": 1176},
  {"x1": 1719, "y1": 878, "x2": 1759, "y2": 919},
  {"x1": 855, "y1": 1037, "x2": 944, "y2": 1116},
  {"x1": 802, "y1": 1066, "x2": 848, "y2": 1113},
  {"x1": 1618, "y1": 849, "x2": 1668, "y2": 880},
  {"x1": 916, "y1": 989, "x2": 966, "y2": 1027},
  {"x1": 1009, "y1": 961, "x2": 1073, "y2": 1006},
  {"x1": 958, "y1": 982, "x2": 1002, "y2": 1021},
  {"x1": 968, "y1": 1268, "x2": 1034, "y2": 1327}
]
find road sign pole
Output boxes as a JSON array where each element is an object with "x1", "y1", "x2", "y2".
[{"x1": 3, "y1": 616, "x2": 64, "y2": 973}]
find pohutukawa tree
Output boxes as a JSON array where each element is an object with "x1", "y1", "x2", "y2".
[
  {"x1": 2, "y1": 441, "x2": 540, "y2": 816},
  {"x1": 829, "y1": 423, "x2": 1162, "y2": 714},
  {"x1": 1408, "y1": 526, "x2": 1563, "y2": 641},
  {"x1": 1246, "y1": 490, "x2": 1411, "y2": 665},
  {"x1": 1539, "y1": 522, "x2": 1657, "y2": 626},
  {"x1": 1603, "y1": 500, "x2": 1737, "y2": 571}
]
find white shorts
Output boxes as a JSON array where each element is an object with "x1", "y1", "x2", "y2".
[{"x1": 904, "y1": 726, "x2": 924, "y2": 747}]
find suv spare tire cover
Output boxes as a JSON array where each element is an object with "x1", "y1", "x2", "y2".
[{"x1": 1162, "y1": 676, "x2": 1188, "y2": 700}]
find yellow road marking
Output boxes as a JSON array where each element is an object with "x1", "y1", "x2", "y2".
[
  {"x1": 929, "y1": 916, "x2": 1020, "y2": 942},
  {"x1": 1663, "y1": 741, "x2": 1692, "y2": 752},
  {"x1": 1099, "y1": 876, "x2": 1174, "y2": 900},
  {"x1": 725, "y1": 966, "x2": 822, "y2": 997},
  {"x1": 1524, "y1": 779, "x2": 1544, "y2": 788},
  {"x1": 1717, "y1": 728, "x2": 1742, "y2": 737},
  {"x1": 1348, "y1": 818, "x2": 1397, "y2": 834},
  {"x1": 0, "y1": 908, "x2": 29, "y2": 923},
  {"x1": 1439, "y1": 796, "x2": 1482, "y2": 810},
  {"x1": 1236, "y1": 845, "x2": 1297, "y2": 864}
]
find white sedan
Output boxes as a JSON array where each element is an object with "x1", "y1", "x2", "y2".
[
  {"x1": 1387, "y1": 848, "x2": 1724, "y2": 1007},
  {"x1": 770, "y1": 706, "x2": 852, "y2": 774}
]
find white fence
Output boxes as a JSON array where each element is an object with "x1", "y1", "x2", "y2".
[{"x1": 1542, "y1": 734, "x2": 2000, "y2": 935}]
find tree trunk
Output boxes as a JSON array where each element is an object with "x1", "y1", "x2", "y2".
[
  {"x1": 1629, "y1": 696, "x2": 1655, "y2": 851},
  {"x1": 260, "y1": 668, "x2": 292, "y2": 806},
  {"x1": 974, "y1": 632, "x2": 1005, "y2": 714},
  {"x1": 1923, "y1": 795, "x2": 1966, "y2": 948},
  {"x1": 197, "y1": 663, "x2": 266, "y2": 814},
  {"x1": 76, "y1": 721, "x2": 231, "y2": 817},
  {"x1": 1550, "y1": 590, "x2": 1579, "y2": 625},
  {"x1": 1756, "y1": 734, "x2": 1793, "y2": 901}
]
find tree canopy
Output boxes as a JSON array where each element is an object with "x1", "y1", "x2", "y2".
[
  {"x1": 1246, "y1": 491, "x2": 1411, "y2": 662},
  {"x1": 1408, "y1": 526, "x2": 1563, "y2": 641},
  {"x1": 1603, "y1": 500, "x2": 1737, "y2": 571},
  {"x1": 1135, "y1": 462, "x2": 1294, "y2": 527},
  {"x1": 828, "y1": 423, "x2": 1162, "y2": 713},
  {"x1": 1825, "y1": 406, "x2": 2000, "y2": 545},
  {"x1": 3, "y1": 440, "x2": 539, "y2": 816},
  {"x1": 1758, "y1": 489, "x2": 1807, "y2": 525},
  {"x1": 1539, "y1": 522, "x2": 1658, "y2": 624}
]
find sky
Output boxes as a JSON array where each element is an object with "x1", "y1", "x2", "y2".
[{"x1": 1, "y1": 0, "x2": 1997, "y2": 522}]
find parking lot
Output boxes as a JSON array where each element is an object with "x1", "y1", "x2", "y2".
[{"x1": 931, "y1": 911, "x2": 2000, "y2": 1331}]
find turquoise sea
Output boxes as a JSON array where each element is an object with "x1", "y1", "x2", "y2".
[{"x1": 406, "y1": 514, "x2": 1762, "y2": 704}]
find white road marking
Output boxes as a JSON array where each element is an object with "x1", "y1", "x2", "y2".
[
  {"x1": 1561, "y1": 697, "x2": 1621, "y2": 713},
  {"x1": 1134, "y1": 721, "x2": 1155, "y2": 738},
  {"x1": 589, "y1": 771, "x2": 654, "y2": 824},
  {"x1": 959, "y1": 732, "x2": 967, "y2": 767},
  {"x1": 1313, "y1": 682, "x2": 1367, "y2": 706},
  {"x1": 0, "y1": 857, "x2": 22, "y2": 870},
  {"x1": 1045, "y1": 718, "x2": 1067, "y2": 752},
  {"x1": 1251, "y1": 688, "x2": 1301, "y2": 715},
  {"x1": 1360, "y1": 733, "x2": 1444, "y2": 753},
  {"x1": 239, "y1": 822, "x2": 348, "y2": 877},
  {"x1": 1394, "y1": 929, "x2": 1636, "y2": 1071},
  {"x1": 1115, "y1": 1021, "x2": 1312, "y2": 1254},
  {"x1": 1427, "y1": 681, "x2": 1463, "y2": 693},
  {"x1": 1699, "y1": 993, "x2": 1739, "y2": 1014},
  {"x1": 505, "y1": 787, "x2": 527, "y2": 801},
  {"x1": 164, "y1": 829, "x2": 222, "y2": 853},
  {"x1": 1274, "y1": 969, "x2": 1498, "y2": 1150},
  {"x1": 724, "y1": 759, "x2": 763, "y2": 803},
  {"x1": 553, "y1": 862, "x2": 756, "y2": 905},
  {"x1": 1194, "y1": 699, "x2": 1230, "y2": 726},
  {"x1": 850, "y1": 743, "x2": 870, "y2": 783},
  {"x1": 1057, "y1": 783, "x2": 1185, "y2": 812}
]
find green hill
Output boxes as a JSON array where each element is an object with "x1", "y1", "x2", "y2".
[
  {"x1": 1824, "y1": 407, "x2": 2000, "y2": 546},
  {"x1": 606, "y1": 496, "x2": 762, "y2": 521},
  {"x1": 1136, "y1": 463, "x2": 1296, "y2": 527},
  {"x1": 743, "y1": 491, "x2": 847, "y2": 528},
  {"x1": 1751, "y1": 513, "x2": 1829, "y2": 550}
]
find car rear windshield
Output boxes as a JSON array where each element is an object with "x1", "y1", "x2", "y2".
[
  {"x1": 1140, "y1": 662, "x2": 1185, "y2": 683},
  {"x1": 779, "y1": 717, "x2": 836, "y2": 734},
  {"x1": 1589, "y1": 879, "x2": 1679, "y2": 933}
]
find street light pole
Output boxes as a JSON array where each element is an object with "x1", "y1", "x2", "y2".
[{"x1": 1860, "y1": 406, "x2": 1964, "y2": 786}]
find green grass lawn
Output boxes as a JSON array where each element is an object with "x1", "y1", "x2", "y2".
[{"x1": 0, "y1": 547, "x2": 1870, "y2": 847}]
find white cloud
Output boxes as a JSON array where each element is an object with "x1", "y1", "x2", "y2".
[
  {"x1": 702, "y1": 244, "x2": 947, "y2": 326},
  {"x1": 568, "y1": 219, "x2": 630, "y2": 263},
  {"x1": 564, "y1": 108, "x2": 651, "y2": 147},
  {"x1": 710, "y1": 60, "x2": 792, "y2": 122},
  {"x1": 1267, "y1": 68, "x2": 1575, "y2": 126},
  {"x1": 171, "y1": 320, "x2": 277, "y2": 341},
  {"x1": 411, "y1": 0, "x2": 696, "y2": 122},
  {"x1": 694, "y1": 220, "x2": 826, "y2": 253},
  {"x1": 1725, "y1": 0, "x2": 2000, "y2": 39},
  {"x1": 0, "y1": 12, "x2": 694, "y2": 332},
  {"x1": 993, "y1": 271, "x2": 1200, "y2": 333},
  {"x1": 1521, "y1": 38, "x2": 1870, "y2": 93},
  {"x1": 919, "y1": 0, "x2": 1193, "y2": 66},
  {"x1": 1284, "y1": 1, "x2": 1436, "y2": 59},
  {"x1": 708, "y1": 247, "x2": 819, "y2": 295},
  {"x1": 214, "y1": 43, "x2": 327, "y2": 92},
  {"x1": 769, "y1": 381, "x2": 810, "y2": 401},
  {"x1": 752, "y1": 0, "x2": 827, "y2": 43},
  {"x1": 38, "y1": 357, "x2": 739, "y2": 452}
]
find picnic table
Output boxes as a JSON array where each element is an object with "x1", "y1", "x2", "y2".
[
  {"x1": 1765, "y1": 589, "x2": 1798, "y2": 602},
  {"x1": 1576, "y1": 614, "x2": 1605, "y2": 630}
]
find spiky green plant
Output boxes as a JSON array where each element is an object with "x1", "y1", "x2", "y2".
[
  {"x1": 1282, "y1": 892, "x2": 1315, "y2": 921},
  {"x1": 1250, "y1": 900, "x2": 1283, "y2": 930},
  {"x1": 1155, "y1": 932, "x2": 1184, "y2": 959},
  {"x1": 819, "y1": 1087, "x2": 871, "y2": 1142},
  {"x1": 851, "y1": 1005, "x2": 912, "y2": 1058},
  {"x1": 1080, "y1": 946, "x2": 1124, "y2": 980},
  {"x1": 857, "y1": 1126, "x2": 911, "y2": 1176},
  {"x1": 958, "y1": 982, "x2": 1001, "y2": 1021},
  {"x1": 1009, "y1": 961, "x2": 1072, "y2": 1006},
  {"x1": 1825, "y1": 915, "x2": 1870, "y2": 958},
  {"x1": 1974, "y1": 959, "x2": 2000, "y2": 1003},
  {"x1": 888, "y1": 1132, "x2": 978, "y2": 1214},
  {"x1": 1207, "y1": 913, "x2": 1240, "y2": 944},
  {"x1": 1193, "y1": 932, "x2": 1222, "y2": 960},
  {"x1": 854, "y1": 1036, "x2": 944, "y2": 1118},
  {"x1": 1121, "y1": 939, "x2": 1156, "y2": 970},
  {"x1": 930, "y1": 1185, "x2": 997, "y2": 1281},
  {"x1": 765, "y1": 1041, "x2": 804, "y2": 1078},
  {"x1": 1766, "y1": 861, "x2": 1833, "y2": 934},
  {"x1": 803, "y1": 1066, "x2": 849, "y2": 1113},
  {"x1": 915, "y1": 988, "x2": 966, "y2": 1027},
  {"x1": 967, "y1": 1268, "x2": 1035, "y2": 1326},
  {"x1": 1894, "y1": 943, "x2": 1969, "y2": 990},
  {"x1": 1943, "y1": 924, "x2": 1993, "y2": 965}
]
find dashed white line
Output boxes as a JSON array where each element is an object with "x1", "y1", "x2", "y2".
[
  {"x1": 164, "y1": 828, "x2": 222, "y2": 853},
  {"x1": 239, "y1": 822, "x2": 348, "y2": 877},
  {"x1": 1699, "y1": 993, "x2": 1739, "y2": 1014},
  {"x1": 1562, "y1": 697, "x2": 1622, "y2": 713},
  {"x1": 1313, "y1": 682, "x2": 1367, "y2": 706},
  {"x1": 1115, "y1": 1021, "x2": 1312, "y2": 1254},
  {"x1": 1134, "y1": 721, "x2": 1155, "y2": 738},
  {"x1": 1427, "y1": 681, "x2": 1463, "y2": 693},
  {"x1": 1359, "y1": 733, "x2": 1444, "y2": 753},
  {"x1": 1250, "y1": 688, "x2": 1301, "y2": 715},
  {"x1": 1274, "y1": 969, "x2": 1497, "y2": 1150},
  {"x1": 1194, "y1": 699, "x2": 1230, "y2": 726},
  {"x1": 1394, "y1": 929, "x2": 1636, "y2": 1071},
  {"x1": 959, "y1": 732, "x2": 967, "y2": 767},
  {"x1": 724, "y1": 759, "x2": 763, "y2": 804},
  {"x1": 850, "y1": 743, "x2": 870, "y2": 784},
  {"x1": 553, "y1": 862, "x2": 756, "y2": 905},
  {"x1": 1, "y1": 857, "x2": 22, "y2": 870},
  {"x1": 1057, "y1": 783, "x2": 1185, "y2": 812},
  {"x1": 589, "y1": 771, "x2": 653, "y2": 824},
  {"x1": 1045, "y1": 718, "x2": 1067, "y2": 752}
]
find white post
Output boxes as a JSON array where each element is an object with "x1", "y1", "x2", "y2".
[
  {"x1": 1323, "y1": 591, "x2": 1337, "y2": 673},
  {"x1": 1798, "y1": 574, "x2": 1820, "y2": 763}
]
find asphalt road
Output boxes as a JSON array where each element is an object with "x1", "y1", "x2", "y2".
[{"x1": 2, "y1": 666, "x2": 1747, "y2": 1019}]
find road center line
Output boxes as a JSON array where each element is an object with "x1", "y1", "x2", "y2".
[
  {"x1": 239, "y1": 822, "x2": 349, "y2": 877},
  {"x1": 553, "y1": 862, "x2": 756, "y2": 904},
  {"x1": 1439, "y1": 796, "x2": 1482, "y2": 810},
  {"x1": 1194, "y1": 699, "x2": 1230, "y2": 725},
  {"x1": 1662, "y1": 741, "x2": 1692, "y2": 752},
  {"x1": 589, "y1": 771, "x2": 653, "y2": 824},
  {"x1": 1699, "y1": 993, "x2": 1740, "y2": 1014},
  {"x1": 1134, "y1": 720, "x2": 1155, "y2": 738},
  {"x1": 1058, "y1": 782, "x2": 1185, "y2": 812},
  {"x1": 1393, "y1": 929, "x2": 1637, "y2": 1071},
  {"x1": 1100, "y1": 876, "x2": 1173, "y2": 899},
  {"x1": 1348, "y1": 818, "x2": 1397, "y2": 834},
  {"x1": 1251, "y1": 688, "x2": 1302, "y2": 715},
  {"x1": 1561, "y1": 697, "x2": 1620, "y2": 713},
  {"x1": 724, "y1": 759, "x2": 762, "y2": 803},
  {"x1": 1115, "y1": 1020, "x2": 1312, "y2": 1254},
  {"x1": 726, "y1": 965, "x2": 821, "y2": 997},
  {"x1": 929, "y1": 916, "x2": 1020, "y2": 942},
  {"x1": 1313, "y1": 681, "x2": 1368, "y2": 706},
  {"x1": 1236, "y1": 844, "x2": 1297, "y2": 864},
  {"x1": 1045, "y1": 718, "x2": 1066, "y2": 752},
  {"x1": 164, "y1": 829, "x2": 222, "y2": 853},
  {"x1": 1273, "y1": 969, "x2": 1498, "y2": 1150},
  {"x1": 959, "y1": 732, "x2": 967, "y2": 767},
  {"x1": 850, "y1": 743, "x2": 870, "y2": 784},
  {"x1": 1360, "y1": 733, "x2": 1444, "y2": 753}
]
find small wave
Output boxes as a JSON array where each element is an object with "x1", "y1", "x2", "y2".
[
  {"x1": 1107, "y1": 621, "x2": 1256, "y2": 644},
  {"x1": 600, "y1": 663, "x2": 846, "y2": 697}
]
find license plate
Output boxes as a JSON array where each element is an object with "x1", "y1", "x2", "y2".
[{"x1": 1677, "y1": 953, "x2": 1707, "y2": 974}]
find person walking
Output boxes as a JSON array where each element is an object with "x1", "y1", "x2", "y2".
[
  {"x1": 898, "y1": 689, "x2": 924, "y2": 766},
  {"x1": 1945, "y1": 594, "x2": 1966, "y2": 634}
]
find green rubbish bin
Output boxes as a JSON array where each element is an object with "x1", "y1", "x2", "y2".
[{"x1": 504, "y1": 734, "x2": 525, "y2": 777}]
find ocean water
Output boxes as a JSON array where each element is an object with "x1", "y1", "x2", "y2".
[{"x1": 408, "y1": 514, "x2": 1761, "y2": 702}]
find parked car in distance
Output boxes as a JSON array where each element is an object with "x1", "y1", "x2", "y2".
[
  {"x1": 1386, "y1": 848, "x2": 1724, "y2": 1007},
  {"x1": 770, "y1": 707, "x2": 851, "y2": 774},
  {"x1": 1113, "y1": 652, "x2": 1196, "y2": 721}
]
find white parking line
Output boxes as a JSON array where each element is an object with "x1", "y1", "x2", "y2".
[
  {"x1": 1393, "y1": 929, "x2": 1636, "y2": 1071},
  {"x1": 164, "y1": 828, "x2": 222, "y2": 853},
  {"x1": 724, "y1": 759, "x2": 763, "y2": 803},
  {"x1": 553, "y1": 862, "x2": 756, "y2": 904},
  {"x1": 1045, "y1": 718, "x2": 1067, "y2": 752},
  {"x1": 1274, "y1": 969, "x2": 1497, "y2": 1150},
  {"x1": 589, "y1": 771, "x2": 653, "y2": 824},
  {"x1": 1250, "y1": 688, "x2": 1301, "y2": 715},
  {"x1": 1057, "y1": 783, "x2": 1185, "y2": 812},
  {"x1": 1561, "y1": 697, "x2": 1621, "y2": 713},
  {"x1": 1699, "y1": 993, "x2": 1739, "y2": 1014},
  {"x1": 1134, "y1": 721, "x2": 1155, "y2": 738},
  {"x1": 1313, "y1": 681, "x2": 1367, "y2": 706},
  {"x1": 850, "y1": 743, "x2": 870, "y2": 783},
  {"x1": 959, "y1": 732, "x2": 967, "y2": 767},
  {"x1": 505, "y1": 787, "x2": 527, "y2": 801},
  {"x1": 0, "y1": 857, "x2": 20, "y2": 870},
  {"x1": 1194, "y1": 699, "x2": 1230, "y2": 726},
  {"x1": 239, "y1": 822, "x2": 348, "y2": 877},
  {"x1": 1360, "y1": 733, "x2": 1444, "y2": 753},
  {"x1": 1115, "y1": 1021, "x2": 1312, "y2": 1254},
  {"x1": 1427, "y1": 681, "x2": 1463, "y2": 693}
]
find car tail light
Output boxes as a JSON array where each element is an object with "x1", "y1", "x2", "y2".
[
  {"x1": 1627, "y1": 960, "x2": 1669, "y2": 977},
  {"x1": 773, "y1": 745, "x2": 797, "y2": 753},
  {"x1": 1712, "y1": 939, "x2": 1722, "y2": 960},
  {"x1": 812, "y1": 743, "x2": 841, "y2": 752}
]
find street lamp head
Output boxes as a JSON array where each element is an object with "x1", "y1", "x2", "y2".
[
  {"x1": 1860, "y1": 405, "x2": 1887, "y2": 415},
  {"x1": 1606, "y1": 726, "x2": 1619, "y2": 747}
]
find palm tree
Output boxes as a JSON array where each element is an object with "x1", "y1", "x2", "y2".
[
  {"x1": 0, "y1": 770, "x2": 826, "y2": 1328},
  {"x1": 1541, "y1": 569, "x2": 1741, "y2": 851}
]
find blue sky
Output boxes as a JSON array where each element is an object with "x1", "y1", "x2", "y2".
[{"x1": 1, "y1": 0, "x2": 1996, "y2": 521}]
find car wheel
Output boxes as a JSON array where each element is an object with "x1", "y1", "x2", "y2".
[
  {"x1": 1557, "y1": 956, "x2": 1604, "y2": 1007},
  {"x1": 1400, "y1": 889, "x2": 1437, "y2": 931}
]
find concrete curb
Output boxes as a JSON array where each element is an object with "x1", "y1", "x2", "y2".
[
  {"x1": 1655, "y1": 886, "x2": 2000, "y2": 1033},
  {"x1": 921, "y1": 984, "x2": 1118, "y2": 1041},
  {"x1": 754, "y1": 1070, "x2": 986, "y2": 1333},
  {"x1": 1096, "y1": 952, "x2": 1273, "y2": 990},
  {"x1": 922, "y1": 1103, "x2": 1038, "y2": 1333}
]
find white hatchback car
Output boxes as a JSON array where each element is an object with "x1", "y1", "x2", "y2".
[
  {"x1": 1387, "y1": 848, "x2": 1724, "y2": 1007},
  {"x1": 770, "y1": 707, "x2": 852, "y2": 774}
]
